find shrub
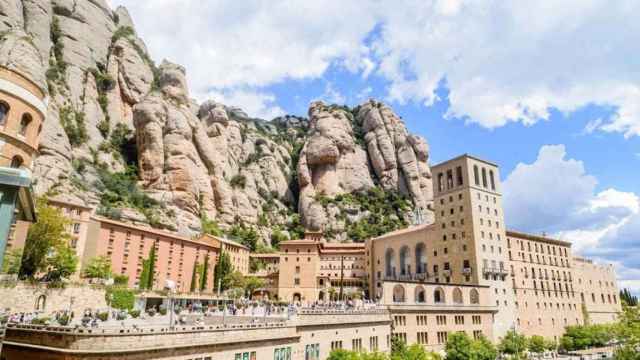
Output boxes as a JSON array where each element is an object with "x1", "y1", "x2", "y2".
[
  {"x1": 106, "y1": 287, "x2": 136, "y2": 310},
  {"x1": 230, "y1": 174, "x2": 247, "y2": 189},
  {"x1": 113, "y1": 274, "x2": 129, "y2": 286},
  {"x1": 129, "y1": 309, "x2": 140, "y2": 318},
  {"x1": 60, "y1": 106, "x2": 88, "y2": 147},
  {"x1": 159, "y1": 308, "x2": 167, "y2": 316},
  {"x1": 57, "y1": 314, "x2": 70, "y2": 326},
  {"x1": 96, "y1": 312, "x2": 109, "y2": 322},
  {"x1": 31, "y1": 317, "x2": 50, "y2": 325}
]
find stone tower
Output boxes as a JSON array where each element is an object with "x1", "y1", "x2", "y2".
[{"x1": 431, "y1": 154, "x2": 516, "y2": 339}]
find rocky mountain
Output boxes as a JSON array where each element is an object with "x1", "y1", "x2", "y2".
[{"x1": 0, "y1": 0, "x2": 434, "y2": 247}]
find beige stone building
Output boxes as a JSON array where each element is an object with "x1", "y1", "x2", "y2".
[
  {"x1": 573, "y1": 256, "x2": 621, "y2": 324},
  {"x1": 507, "y1": 231, "x2": 583, "y2": 341}
]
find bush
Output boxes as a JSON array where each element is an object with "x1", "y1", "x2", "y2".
[
  {"x1": 96, "y1": 312, "x2": 109, "y2": 322},
  {"x1": 106, "y1": 287, "x2": 136, "y2": 310},
  {"x1": 129, "y1": 309, "x2": 140, "y2": 318},
  {"x1": 31, "y1": 317, "x2": 50, "y2": 325},
  {"x1": 113, "y1": 274, "x2": 129, "y2": 286},
  {"x1": 230, "y1": 174, "x2": 247, "y2": 189},
  {"x1": 57, "y1": 314, "x2": 70, "y2": 326},
  {"x1": 60, "y1": 106, "x2": 88, "y2": 147},
  {"x1": 159, "y1": 308, "x2": 167, "y2": 316}
]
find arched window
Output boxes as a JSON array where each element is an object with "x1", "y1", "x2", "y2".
[
  {"x1": 35, "y1": 294, "x2": 46, "y2": 311},
  {"x1": 415, "y1": 286, "x2": 426, "y2": 303},
  {"x1": 385, "y1": 248, "x2": 395, "y2": 278},
  {"x1": 473, "y1": 165, "x2": 479, "y2": 185},
  {"x1": 489, "y1": 170, "x2": 496, "y2": 190},
  {"x1": 10, "y1": 156, "x2": 23, "y2": 168},
  {"x1": 453, "y1": 288, "x2": 463, "y2": 304},
  {"x1": 434, "y1": 287, "x2": 445, "y2": 304},
  {"x1": 19, "y1": 113, "x2": 32, "y2": 136},
  {"x1": 399, "y1": 246, "x2": 410, "y2": 275},
  {"x1": 481, "y1": 168, "x2": 488, "y2": 188},
  {"x1": 415, "y1": 243, "x2": 426, "y2": 274},
  {"x1": 0, "y1": 101, "x2": 9, "y2": 126},
  {"x1": 470, "y1": 289, "x2": 480, "y2": 304},
  {"x1": 393, "y1": 285, "x2": 406, "y2": 303}
]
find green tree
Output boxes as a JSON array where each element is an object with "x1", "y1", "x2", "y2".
[
  {"x1": 83, "y1": 256, "x2": 112, "y2": 279},
  {"x1": 45, "y1": 243, "x2": 78, "y2": 281},
  {"x1": 2, "y1": 247, "x2": 22, "y2": 274},
  {"x1": 213, "y1": 250, "x2": 234, "y2": 292},
  {"x1": 326, "y1": 349, "x2": 360, "y2": 360},
  {"x1": 560, "y1": 324, "x2": 614, "y2": 351},
  {"x1": 227, "y1": 271, "x2": 245, "y2": 289},
  {"x1": 106, "y1": 287, "x2": 136, "y2": 310},
  {"x1": 614, "y1": 304, "x2": 640, "y2": 359},
  {"x1": 470, "y1": 335, "x2": 498, "y2": 360},
  {"x1": 199, "y1": 254, "x2": 210, "y2": 291},
  {"x1": 270, "y1": 228, "x2": 287, "y2": 249},
  {"x1": 498, "y1": 330, "x2": 528, "y2": 358},
  {"x1": 445, "y1": 332, "x2": 472, "y2": 360},
  {"x1": 620, "y1": 288, "x2": 638, "y2": 306},
  {"x1": 201, "y1": 215, "x2": 223, "y2": 236},
  {"x1": 190, "y1": 260, "x2": 199, "y2": 293},
  {"x1": 19, "y1": 200, "x2": 71, "y2": 278},
  {"x1": 244, "y1": 276, "x2": 265, "y2": 299},
  {"x1": 138, "y1": 246, "x2": 156, "y2": 290},
  {"x1": 528, "y1": 335, "x2": 547, "y2": 354}
]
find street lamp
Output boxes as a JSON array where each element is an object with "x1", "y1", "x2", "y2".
[{"x1": 165, "y1": 279, "x2": 176, "y2": 330}]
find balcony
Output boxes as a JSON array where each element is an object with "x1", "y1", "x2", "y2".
[
  {"x1": 482, "y1": 267, "x2": 509, "y2": 277},
  {"x1": 462, "y1": 267, "x2": 473, "y2": 275},
  {"x1": 442, "y1": 269, "x2": 452, "y2": 277}
]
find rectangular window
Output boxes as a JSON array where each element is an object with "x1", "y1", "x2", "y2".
[
  {"x1": 369, "y1": 336, "x2": 379, "y2": 351},
  {"x1": 305, "y1": 344, "x2": 320, "y2": 360},
  {"x1": 437, "y1": 331, "x2": 448, "y2": 344},
  {"x1": 417, "y1": 332, "x2": 428, "y2": 344},
  {"x1": 274, "y1": 347, "x2": 292, "y2": 360}
]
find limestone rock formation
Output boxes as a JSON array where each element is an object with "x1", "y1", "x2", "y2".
[
  {"x1": 0, "y1": 1, "x2": 433, "y2": 245},
  {"x1": 358, "y1": 100, "x2": 434, "y2": 222}
]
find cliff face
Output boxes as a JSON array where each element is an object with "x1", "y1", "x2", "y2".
[{"x1": 0, "y1": 0, "x2": 433, "y2": 246}]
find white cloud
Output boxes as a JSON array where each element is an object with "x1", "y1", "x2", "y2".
[
  {"x1": 316, "y1": 82, "x2": 346, "y2": 105},
  {"x1": 201, "y1": 89, "x2": 285, "y2": 120},
  {"x1": 109, "y1": 1, "x2": 640, "y2": 136},
  {"x1": 373, "y1": 1, "x2": 640, "y2": 136},
  {"x1": 109, "y1": 0, "x2": 377, "y2": 94},
  {"x1": 503, "y1": 144, "x2": 640, "y2": 287}
]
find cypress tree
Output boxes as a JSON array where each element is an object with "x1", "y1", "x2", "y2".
[
  {"x1": 190, "y1": 260, "x2": 199, "y2": 293},
  {"x1": 200, "y1": 254, "x2": 209, "y2": 291}
]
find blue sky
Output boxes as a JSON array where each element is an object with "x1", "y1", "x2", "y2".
[{"x1": 110, "y1": 0, "x2": 640, "y2": 293}]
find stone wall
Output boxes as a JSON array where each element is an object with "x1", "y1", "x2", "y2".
[
  {"x1": 2, "y1": 311, "x2": 391, "y2": 360},
  {"x1": 0, "y1": 283, "x2": 107, "y2": 315}
]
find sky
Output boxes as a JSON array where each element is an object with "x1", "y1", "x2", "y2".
[{"x1": 109, "y1": 0, "x2": 640, "y2": 294}]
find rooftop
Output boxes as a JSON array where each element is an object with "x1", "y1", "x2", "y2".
[
  {"x1": 431, "y1": 153, "x2": 498, "y2": 168},
  {"x1": 506, "y1": 230, "x2": 572, "y2": 247}
]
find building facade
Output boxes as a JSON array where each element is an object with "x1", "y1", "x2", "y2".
[
  {"x1": 0, "y1": 66, "x2": 45, "y2": 268},
  {"x1": 84, "y1": 217, "x2": 250, "y2": 292}
]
